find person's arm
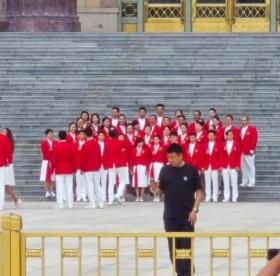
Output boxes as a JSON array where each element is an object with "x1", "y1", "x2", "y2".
[
  {"x1": 257, "y1": 253, "x2": 280, "y2": 276},
  {"x1": 188, "y1": 188, "x2": 203, "y2": 226},
  {"x1": 188, "y1": 169, "x2": 204, "y2": 226}
]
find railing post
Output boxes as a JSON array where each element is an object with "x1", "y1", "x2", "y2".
[
  {"x1": 0, "y1": 214, "x2": 22, "y2": 276},
  {"x1": 270, "y1": 0, "x2": 277, "y2": 32},
  {"x1": 185, "y1": 0, "x2": 192, "y2": 32}
]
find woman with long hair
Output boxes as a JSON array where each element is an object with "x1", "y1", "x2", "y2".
[{"x1": 2, "y1": 128, "x2": 22, "y2": 208}]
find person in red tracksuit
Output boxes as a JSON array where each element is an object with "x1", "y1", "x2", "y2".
[
  {"x1": 201, "y1": 130, "x2": 222, "y2": 202},
  {"x1": 162, "y1": 126, "x2": 172, "y2": 147},
  {"x1": 184, "y1": 132, "x2": 203, "y2": 172},
  {"x1": 80, "y1": 128, "x2": 103, "y2": 209},
  {"x1": 144, "y1": 125, "x2": 153, "y2": 149},
  {"x1": 195, "y1": 119, "x2": 208, "y2": 145},
  {"x1": 75, "y1": 130, "x2": 87, "y2": 202},
  {"x1": 239, "y1": 115, "x2": 258, "y2": 188},
  {"x1": 221, "y1": 129, "x2": 241, "y2": 202},
  {"x1": 136, "y1": 106, "x2": 150, "y2": 131},
  {"x1": 0, "y1": 133, "x2": 12, "y2": 210},
  {"x1": 40, "y1": 129, "x2": 57, "y2": 198},
  {"x1": 114, "y1": 133, "x2": 130, "y2": 202},
  {"x1": 188, "y1": 110, "x2": 202, "y2": 134},
  {"x1": 90, "y1": 113, "x2": 101, "y2": 139},
  {"x1": 97, "y1": 130, "x2": 110, "y2": 202},
  {"x1": 213, "y1": 115, "x2": 224, "y2": 143},
  {"x1": 178, "y1": 123, "x2": 189, "y2": 146},
  {"x1": 149, "y1": 135, "x2": 166, "y2": 202},
  {"x1": 66, "y1": 122, "x2": 78, "y2": 145},
  {"x1": 52, "y1": 131, "x2": 76, "y2": 209},
  {"x1": 130, "y1": 137, "x2": 151, "y2": 202},
  {"x1": 223, "y1": 114, "x2": 240, "y2": 141},
  {"x1": 116, "y1": 114, "x2": 127, "y2": 136}
]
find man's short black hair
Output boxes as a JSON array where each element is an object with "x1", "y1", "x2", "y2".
[
  {"x1": 84, "y1": 127, "x2": 93, "y2": 137},
  {"x1": 209, "y1": 107, "x2": 217, "y2": 113},
  {"x1": 225, "y1": 114, "x2": 234, "y2": 121},
  {"x1": 208, "y1": 130, "x2": 216, "y2": 135},
  {"x1": 78, "y1": 129, "x2": 86, "y2": 134},
  {"x1": 58, "y1": 130, "x2": 67, "y2": 140},
  {"x1": 225, "y1": 129, "x2": 233, "y2": 136},
  {"x1": 194, "y1": 109, "x2": 202, "y2": 116},
  {"x1": 156, "y1": 103, "x2": 165, "y2": 109},
  {"x1": 167, "y1": 143, "x2": 184, "y2": 155},
  {"x1": 102, "y1": 117, "x2": 110, "y2": 124},
  {"x1": 112, "y1": 106, "x2": 120, "y2": 112},
  {"x1": 178, "y1": 114, "x2": 186, "y2": 120},
  {"x1": 45, "y1": 129, "x2": 53, "y2": 135},
  {"x1": 138, "y1": 106, "x2": 147, "y2": 112}
]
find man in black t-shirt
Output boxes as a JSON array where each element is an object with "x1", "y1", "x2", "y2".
[{"x1": 156, "y1": 143, "x2": 204, "y2": 276}]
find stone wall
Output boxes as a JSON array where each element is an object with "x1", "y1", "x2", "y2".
[{"x1": 77, "y1": 0, "x2": 119, "y2": 32}]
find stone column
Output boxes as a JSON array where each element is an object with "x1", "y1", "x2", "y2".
[{"x1": 1, "y1": 0, "x2": 81, "y2": 32}]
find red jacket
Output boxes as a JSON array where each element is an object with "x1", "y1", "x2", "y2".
[
  {"x1": 52, "y1": 141, "x2": 76, "y2": 175},
  {"x1": 76, "y1": 140, "x2": 85, "y2": 170},
  {"x1": 223, "y1": 125, "x2": 240, "y2": 141},
  {"x1": 150, "y1": 144, "x2": 166, "y2": 164},
  {"x1": 66, "y1": 133, "x2": 78, "y2": 145},
  {"x1": 150, "y1": 125, "x2": 162, "y2": 138},
  {"x1": 91, "y1": 125, "x2": 100, "y2": 139},
  {"x1": 129, "y1": 146, "x2": 151, "y2": 172},
  {"x1": 196, "y1": 131, "x2": 208, "y2": 145},
  {"x1": 41, "y1": 139, "x2": 57, "y2": 161},
  {"x1": 0, "y1": 134, "x2": 12, "y2": 167},
  {"x1": 221, "y1": 140, "x2": 241, "y2": 169},
  {"x1": 115, "y1": 140, "x2": 129, "y2": 168},
  {"x1": 144, "y1": 135, "x2": 153, "y2": 148},
  {"x1": 80, "y1": 138, "x2": 101, "y2": 172},
  {"x1": 136, "y1": 117, "x2": 150, "y2": 131},
  {"x1": 178, "y1": 134, "x2": 189, "y2": 146},
  {"x1": 98, "y1": 140, "x2": 112, "y2": 170},
  {"x1": 188, "y1": 122, "x2": 197, "y2": 134},
  {"x1": 133, "y1": 130, "x2": 144, "y2": 139},
  {"x1": 184, "y1": 143, "x2": 203, "y2": 170},
  {"x1": 116, "y1": 125, "x2": 127, "y2": 136},
  {"x1": 201, "y1": 141, "x2": 222, "y2": 171},
  {"x1": 215, "y1": 126, "x2": 225, "y2": 143},
  {"x1": 239, "y1": 125, "x2": 258, "y2": 154}
]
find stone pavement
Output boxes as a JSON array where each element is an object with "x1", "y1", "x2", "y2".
[{"x1": 1, "y1": 201, "x2": 279, "y2": 275}]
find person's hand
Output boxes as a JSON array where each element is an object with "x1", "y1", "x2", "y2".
[
  {"x1": 188, "y1": 210, "x2": 197, "y2": 226},
  {"x1": 249, "y1": 150, "x2": 255, "y2": 156}
]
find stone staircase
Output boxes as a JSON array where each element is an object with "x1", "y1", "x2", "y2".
[{"x1": 0, "y1": 33, "x2": 279, "y2": 201}]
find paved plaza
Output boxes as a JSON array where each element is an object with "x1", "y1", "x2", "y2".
[{"x1": 1, "y1": 201, "x2": 279, "y2": 275}]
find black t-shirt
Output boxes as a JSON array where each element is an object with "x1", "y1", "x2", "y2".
[{"x1": 159, "y1": 164, "x2": 202, "y2": 221}]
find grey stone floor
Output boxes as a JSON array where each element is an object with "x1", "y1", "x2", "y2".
[{"x1": 1, "y1": 201, "x2": 280, "y2": 276}]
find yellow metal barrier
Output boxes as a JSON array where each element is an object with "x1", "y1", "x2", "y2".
[{"x1": 1, "y1": 213, "x2": 280, "y2": 276}]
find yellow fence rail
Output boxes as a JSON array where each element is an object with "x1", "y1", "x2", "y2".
[{"x1": 1, "y1": 214, "x2": 280, "y2": 276}]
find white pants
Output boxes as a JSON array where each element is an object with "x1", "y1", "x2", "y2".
[
  {"x1": 100, "y1": 167, "x2": 108, "y2": 201},
  {"x1": 76, "y1": 170, "x2": 87, "y2": 199},
  {"x1": 109, "y1": 166, "x2": 129, "y2": 201},
  {"x1": 0, "y1": 167, "x2": 5, "y2": 210},
  {"x1": 132, "y1": 165, "x2": 148, "y2": 188},
  {"x1": 85, "y1": 171, "x2": 103, "y2": 207},
  {"x1": 241, "y1": 154, "x2": 255, "y2": 186},
  {"x1": 204, "y1": 168, "x2": 219, "y2": 201},
  {"x1": 56, "y1": 174, "x2": 74, "y2": 208},
  {"x1": 149, "y1": 162, "x2": 164, "y2": 182},
  {"x1": 222, "y1": 168, "x2": 238, "y2": 200}
]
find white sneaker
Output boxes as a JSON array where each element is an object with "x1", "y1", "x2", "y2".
[
  {"x1": 121, "y1": 198, "x2": 126, "y2": 202},
  {"x1": 15, "y1": 199, "x2": 23, "y2": 209},
  {"x1": 222, "y1": 198, "x2": 229, "y2": 203},
  {"x1": 232, "y1": 198, "x2": 238, "y2": 202},
  {"x1": 213, "y1": 199, "x2": 218, "y2": 202},
  {"x1": 240, "y1": 182, "x2": 248, "y2": 187},
  {"x1": 204, "y1": 198, "x2": 210, "y2": 202},
  {"x1": 82, "y1": 197, "x2": 87, "y2": 202},
  {"x1": 54, "y1": 206, "x2": 63, "y2": 209},
  {"x1": 140, "y1": 198, "x2": 144, "y2": 202},
  {"x1": 68, "y1": 206, "x2": 73, "y2": 209},
  {"x1": 98, "y1": 204, "x2": 104, "y2": 209},
  {"x1": 50, "y1": 192, "x2": 56, "y2": 198},
  {"x1": 153, "y1": 198, "x2": 160, "y2": 202},
  {"x1": 248, "y1": 183, "x2": 255, "y2": 188},
  {"x1": 115, "y1": 196, "x2": 122, "y2": 205},
  {"x1": 85, "y1": 205, "x2": 96, "y2": 209},
  {"x1": 76, "y1": 197, "x2": 82, "y2": 202},
  {"x1": 45, "y1": 191, "x2": 50, "y2": 198},
  {"x1": 135, "y1": 198, "x2": 140, "y2": 202}
]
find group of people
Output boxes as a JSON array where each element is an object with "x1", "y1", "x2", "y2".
[{"x1": 39, "y1": 104, "x2": 258, "y2": 209}]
